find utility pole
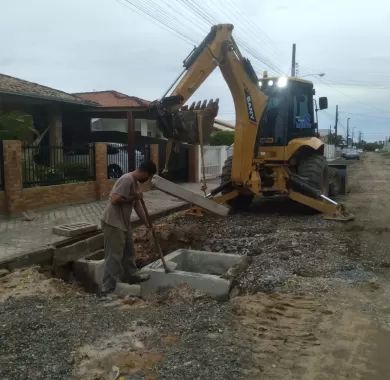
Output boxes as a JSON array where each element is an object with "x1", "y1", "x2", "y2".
[
  {"x1": 291, "y1": 43, "x2": 296, "y2": 77},
  {"x1": 334, "y1": 105, "x2": 339, "y2": 146},
  {"x1": 346, "y1": 117, "x2": 350, "y2": 147}
]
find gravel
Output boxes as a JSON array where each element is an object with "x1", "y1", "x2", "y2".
[
  {"x1": 0, "y1": 275, "x2": 243, "y2": 380},
  {"x1": 1, "y1": 189, "x2": 388, "y2": 379}
]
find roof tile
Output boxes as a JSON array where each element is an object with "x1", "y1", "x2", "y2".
[
  {"x1": 73, "y1": 90, "x2": 150, "y2": 108},
  {"x1": 0, "y1": 73, "x2": 93, "y2": 105}
]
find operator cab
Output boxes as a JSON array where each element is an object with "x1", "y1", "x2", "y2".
[{"x1": 258, "y1": 76, "x2": 328, "y2": 146}]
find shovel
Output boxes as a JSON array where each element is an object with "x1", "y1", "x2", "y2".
[{"x1": 139, "y1": 198, "x2": 173, "y2": 273}]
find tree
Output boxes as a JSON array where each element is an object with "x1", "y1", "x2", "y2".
[
  {"x1": 0, "y1": 111, "x2": 37, "y2": 140},
  {"x1": 209, "y1": 130, "x2": 234, "y2": 146}
]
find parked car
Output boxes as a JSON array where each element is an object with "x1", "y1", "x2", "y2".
[
  {"x1": 64, "y1": 143, "x2": 144, "y2": 179},
  {"x1": 342, "y1": 148, "x2": 360, "y2": 160},
  {"x1": 106, "y1": 143, "x2": 144, "y2": 178}
]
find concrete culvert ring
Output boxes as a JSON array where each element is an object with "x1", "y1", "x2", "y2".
[{"x1": 297, "y1": 154, "x2": 329, "y2": 195}]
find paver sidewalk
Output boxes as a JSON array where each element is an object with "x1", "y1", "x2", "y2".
[{"x1": 0, "y1": 190, "x2": 187, "y2": 265}]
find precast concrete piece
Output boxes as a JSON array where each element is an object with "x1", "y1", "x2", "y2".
[
  {"x1": 72, "y1": 251, "x2": 105, "y2": 291},
  {"x1": 141, "y1": 249, "x2": 244, "y2": 299},
  {"x1": 152, "y1": 175, "x2": 230, "y2": 217},
  {"x1": 52, "y1": 222, "x2": 98, "y2": 237},
  {"x1": 73, "y1": 251, "x2": 141, "y2": 297}
]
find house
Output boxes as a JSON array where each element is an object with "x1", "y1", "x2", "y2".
[
  {"x1": 0, "y1": 73, "x2": 94, "y2": 145},
  {"x1": 73, "y1": 90, "x2": 163, "y2": 139}
]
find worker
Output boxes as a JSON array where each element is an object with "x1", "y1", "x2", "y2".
[{"x1": 100, "y1": 160, "x2": 157, "y2": 296}]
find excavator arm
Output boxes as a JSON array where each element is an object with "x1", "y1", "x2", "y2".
[
  {"x1": 157, "y1": 24, "x2": 267, "y2": 188},
  {"x1": 154, "y1": 24, "x2": 352, "y2": 221}
]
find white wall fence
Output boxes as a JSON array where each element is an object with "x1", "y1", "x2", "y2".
[
  {"x1": 198, "y1": 143, "x2": 337, "y2": 181},
  {"x1": 324, "y1": 144, "x2": 336, "y2": 160},
  {"x1": 198, "y1": 145, "x2": 228, "y2": 180}
]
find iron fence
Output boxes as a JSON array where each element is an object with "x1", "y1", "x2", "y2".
[
  {"x1": 0, "y1": 141, "x2": 4, "y2": 190},
  {"x1": 22, "y1": 144, "x2": 96, "y2": 188},
  {"x1": 107, "y1": 143, "x2": 151, "y2": 179}
]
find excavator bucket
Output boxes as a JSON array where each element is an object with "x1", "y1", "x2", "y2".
[{"x1": 157, "y1": 98, "x2": 219, "y2": 144}]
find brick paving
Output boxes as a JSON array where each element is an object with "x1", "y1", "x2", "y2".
[{"x1": 0, "y1": 190, "x2": 186, "y2": 264}]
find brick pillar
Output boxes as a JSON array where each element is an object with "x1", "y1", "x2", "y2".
[
  {"x1": 150, "y1": 144, "x2": 159, "y2": 172},
  {"x1": 188, "y1": 145, "x2": 199, "y2": 183},
  {"x1": 95, "y1": 143, "x2": 108, "y2": 200},
  {"x1": 3, "y1": 140, "x2": 24, "y2": 215}
]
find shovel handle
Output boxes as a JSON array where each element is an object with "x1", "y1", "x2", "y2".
[{"x1": 139, "y1": 198, "x2": 171, "y2": 273}]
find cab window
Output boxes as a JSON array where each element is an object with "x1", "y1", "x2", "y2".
[{"x1": 293, "y1": 93, "x2": 312, "y2": 129}]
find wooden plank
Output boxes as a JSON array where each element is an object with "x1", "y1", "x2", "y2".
[{"x1": 151, "y1": 175, "x2": 230, "y2": 217}]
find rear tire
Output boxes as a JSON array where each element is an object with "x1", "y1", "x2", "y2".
[
  {"x1": 297, "y1": 154, "x2": 329, "y2": 195},
  {"x1": 221, "y1": 156, "x2": 253, "y2": 211}
]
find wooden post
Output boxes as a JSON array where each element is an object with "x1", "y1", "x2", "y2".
[
  {"x1": 95, "y1": 143, "x2": 108, "y2": 199},
  {"x1": 127, "y1": 111, "x2": 135, "y2": 171},
  {"x1": 150, "y1": 144, "x2": 159, "y2": 172}
]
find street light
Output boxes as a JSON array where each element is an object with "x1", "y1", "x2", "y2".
[{"x1": 300, "y1": 73, "x2": 326, "y2": 78}]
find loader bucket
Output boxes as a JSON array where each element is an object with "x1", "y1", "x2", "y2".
[{"x1": 157, "y1": 98, "x2": 219, "y2": 144}]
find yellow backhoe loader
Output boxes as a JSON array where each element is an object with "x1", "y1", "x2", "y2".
[{"x1": 153, "y1": 24, "x2": 352, "y2": 221}]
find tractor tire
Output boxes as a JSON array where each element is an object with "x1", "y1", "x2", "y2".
[
  {"x1": 297, "y1": 154, "x2": 329, "y2": 195},
  {"x1": 221, "y1": 156, "x2": 253, "y2": 211}
]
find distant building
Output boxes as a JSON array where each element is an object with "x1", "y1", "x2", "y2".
[{"x1": 74, "y1": 91, "x2": 163, "y2": 138}]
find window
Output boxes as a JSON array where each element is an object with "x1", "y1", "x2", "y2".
[{"x1": 294, "y1": 94, "x2": 312, "y2": 129}]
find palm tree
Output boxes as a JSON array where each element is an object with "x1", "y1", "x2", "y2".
[{"x1": 0, "y1": 111, "x2": 37, "y2": 140}]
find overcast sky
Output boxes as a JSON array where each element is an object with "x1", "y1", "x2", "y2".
[{"x1": 1, "y1": 0, "x2": 389, "y2": 141}]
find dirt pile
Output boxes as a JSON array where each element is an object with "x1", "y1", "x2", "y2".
[
  {"x1": 134, "y1": 222, "x2": 204, "y2": 267},
  {"x1": 0, "y1": 267, "x2": 81, "y2": 302}
]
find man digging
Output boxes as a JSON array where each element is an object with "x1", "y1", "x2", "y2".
[{"x1": 100, "y1": 160, "x2": 157, "y2": 296}]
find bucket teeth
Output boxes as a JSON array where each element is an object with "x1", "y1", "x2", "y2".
[{"x1": 157, "y1": 98, "x2": 219, "y2": 144}]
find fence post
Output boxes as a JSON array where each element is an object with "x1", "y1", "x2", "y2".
[
  {"x1": 150, "y1": 144, "x2": 159, "y2": 172},
  {"x1": 95, "y1": 143, "x2": 108, "y2": 200},
  {"x1": 188, "y1": 144, "x2": 199, "y2": 182},
  {"x1": 3, "y1": 140, "x2": 24, "y2": 215}
]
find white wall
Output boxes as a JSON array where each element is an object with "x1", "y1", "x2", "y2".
[
  {"x1": 198, "y1": 145, "x2": 228, "y2": 181},
  {"x1": 90, "y1": 118, "x2": 162, "y2": 138},
  {"x1": 324, "y1": 144, "x2": 336, "y2": 160}
]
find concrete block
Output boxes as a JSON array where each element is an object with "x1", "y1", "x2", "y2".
[
  {"x1": 86, "y1": 234, "x2": 104, "y2": 252},
  {"x1": 53, "y1": 222, "x2": 97, "y2": 237},
  {"x1": 141, "y1": 249, "x2": 244, "y2": 299},
  {"x1": 114, "y1": 283, "x2": 141, "y2": 297},
  {"x1": 73, "y1": 255, "x2": 141, "y2": 297},
  {"x1": 152, "y1": 175, "x2": 230, "y2": 217},
  {"x1": 73, "y1": 254, "x2": 104, "y2": 291}
]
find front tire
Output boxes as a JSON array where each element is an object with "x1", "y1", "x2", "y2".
[{"x1": 297, "y1": 154, "x2": 329, "y2": 195}]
